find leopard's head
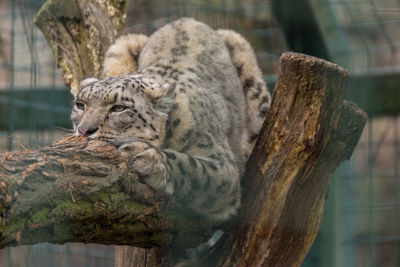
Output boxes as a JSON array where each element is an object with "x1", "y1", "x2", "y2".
[{"x1": 71, "y1": 75, "x2": 173, "y2": 148}]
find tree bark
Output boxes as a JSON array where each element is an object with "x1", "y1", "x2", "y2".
[
  {"x1": 0, "y1": 135, "x2": 213, "y2": 248},
  {"x1": 33, "y1": 0, "x2": 126, "y2": 95},
  {"x1": 28, "y1": 1, "x2": 368, "y2": 266},
  {"x1": 205, "y1": 53, "x2": 367, "y2": 267}
]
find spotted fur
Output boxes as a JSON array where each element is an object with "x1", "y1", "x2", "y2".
[{"x1": 71, "y1": 18, "x2": 271, "y2": 221}]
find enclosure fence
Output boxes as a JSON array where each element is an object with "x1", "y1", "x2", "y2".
[{"x1": 1, "y1": 0, "x2": 400, "y2": 267}]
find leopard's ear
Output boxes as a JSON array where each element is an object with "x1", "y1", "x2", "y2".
[
  {"x1": 73, "y1": 77, "x2": 98, "y2": 97},
  {"x1": 80, "y1": 77, "x2": 98, "y2": 89},
  {"x1": 141, "y1": 79, "x2": 172, "y2": 99},
  {"x1": 136, "y1": 78, "x2": 174, "y2": 118}
]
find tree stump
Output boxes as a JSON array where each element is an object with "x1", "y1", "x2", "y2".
[
  {"x1": 207, "y1": 54, "x2": 366, "y2": 267},
  {"x1": 33, "y1": 0, "x2": 126, "y2": 95}
]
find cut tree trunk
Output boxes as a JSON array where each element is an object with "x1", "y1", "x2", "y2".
[
  {"x1": 0, "y1": 1, "x2": 367, "y2": 266},
  {"x1": 204, "y1": 54, "x2": 367, "y2": 267},
  {"x1": 33, "y1": 0, "x2": 126, "y2": 95}
]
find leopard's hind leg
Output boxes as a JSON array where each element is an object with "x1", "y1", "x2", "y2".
[{"x1": 217, "y1": 29, "x2": 271, "y2": 157}]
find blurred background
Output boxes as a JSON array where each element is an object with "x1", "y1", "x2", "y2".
[{"x1": 0, "y1": 0, "x2": 399, "y2": 266}]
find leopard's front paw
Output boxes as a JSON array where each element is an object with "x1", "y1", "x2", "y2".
[
  {"x1": 118, "y1": 141, "x2": 150, "y2": 157},
  {"x1": 118, "y1": 142, "x2": 168, "y2": 190}
]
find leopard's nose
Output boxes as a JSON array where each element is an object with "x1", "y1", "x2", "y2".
[{"x1": 78, "y1": 126, "x2": 99, "y2": 136}]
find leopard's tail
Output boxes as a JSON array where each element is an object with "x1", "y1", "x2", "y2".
[{"x1": 217, "y1": 29, "x2": 271, "y2": 157}]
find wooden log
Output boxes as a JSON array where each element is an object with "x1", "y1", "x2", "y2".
[{"x1": 0, "y1": 136, "x2": 213, "y2": 248}]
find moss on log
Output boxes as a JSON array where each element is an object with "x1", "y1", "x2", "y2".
[{"x1": 0, "y1": 136, "x2": 213, "y2": 249}]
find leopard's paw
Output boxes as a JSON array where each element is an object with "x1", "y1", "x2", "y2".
[{"x1": 119, "y1": 142, "x2": 168, "y2": 190}]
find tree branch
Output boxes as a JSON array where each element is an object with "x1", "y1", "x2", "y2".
[{"x1": 0, "y1": 136, "x2": 213, "y2": 249}]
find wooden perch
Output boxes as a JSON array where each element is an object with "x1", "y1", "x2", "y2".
[{"x1": 0, "y1": 136, "x2": 213, "y2": 248}]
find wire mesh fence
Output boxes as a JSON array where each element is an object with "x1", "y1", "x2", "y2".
[
  {"x1": 310, "y1": 116, "x2": 400, "y2": 267},
  {"x1": 0, "y1": 0, "x2": 113, "y2": 266},
  {"x1": 303, "y1": 1, "x2": 400, "y2": 266},
  {"x1": 0, "y1": 0, "x2": 400, "y2": 266},
  {"x1": 310, "y1": 0, "x2": 400, "y2": 73}
]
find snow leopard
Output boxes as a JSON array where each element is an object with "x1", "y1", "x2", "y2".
[{"x1": 71, "y1": 18, "x2": 271, "y2": 221}]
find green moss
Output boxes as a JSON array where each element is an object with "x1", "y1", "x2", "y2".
[
  {"x1": 89, "y1": 185, "x2": 127, "y2": 206},
  {"x1": 30, "y1": 206, "x2": 50, "y2": 224},
  {"x1": 53, "y1": 223, "x2": 73, "y2": 242},
  {"x1": 6, "y1": 215, "x2": 26, "y2": 233},
  {"x1": 22, "y1": 228, "x2": 54, "y2": 244},
  {"x1": 51, "y1": 198, "x2": 93, "y2": 220},
  {"x1": 123, "y1": 200, "x2": 148, "y2": 213},
  {"x1": 0, "y1": 180, "x2": 202, "y2": 248}
]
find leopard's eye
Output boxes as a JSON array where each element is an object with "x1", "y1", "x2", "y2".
[
  {"x1": 75, "y1": 101, "x2": 85, "y2": 111},
  {"x1": 110, "y1": 105, "x2": 127, "y2": 112}
]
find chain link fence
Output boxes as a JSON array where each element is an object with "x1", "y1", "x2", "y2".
[{"x1": 1, "y1": 0, "x2": 400, "y2": 266}]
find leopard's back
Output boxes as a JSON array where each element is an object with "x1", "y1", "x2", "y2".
[
  {"x1": 86, "y1": 18, "x2": 271, "y2": 220},
  {"x1": 137, "y1": 18, "x2": 250, "y2": 171}
]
